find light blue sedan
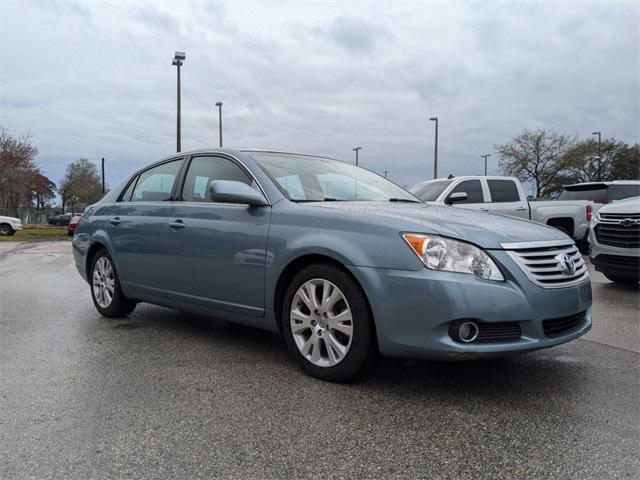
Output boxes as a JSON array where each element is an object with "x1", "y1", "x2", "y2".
[{"x1": 72, "y1": 149, "x2": 592, "y2": 381}]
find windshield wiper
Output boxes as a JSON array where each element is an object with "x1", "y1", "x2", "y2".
[{"x1": 388, "y1": 198, "x2": 422, "y2": 203}]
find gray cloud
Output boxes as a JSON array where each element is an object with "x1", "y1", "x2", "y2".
[{"x1": 1, "y1": 1, "x2": 638, "y2": 189}]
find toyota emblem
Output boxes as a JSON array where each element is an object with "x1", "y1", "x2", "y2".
[{"x1": 559, "y1": 253, "x2": 576, "y2": 275}]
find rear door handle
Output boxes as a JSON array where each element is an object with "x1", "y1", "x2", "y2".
[
  {"x1": 110, "y1": 217, "x2": 121, "y2": 225},
  {"x1": 480, "y1": 208, "x2": 489, "y2": 211},
  {"x1": 169, "y1": 219, "x2": 186, "y2": 230},
  {"x1": 516, "y1": 207, "x2": 528, "y2": 211}
]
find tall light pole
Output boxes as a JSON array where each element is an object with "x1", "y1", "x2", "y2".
[
  {"x1": 383, "y1": 170, "x2": 389, "y2": 178},
  {"x1": 215, "y1": 101, "x2": 223, "y2": 147},
  {"x1": 429, "y1": 117, "x2": 438, "y2": 178},
  {"x1": 481, "y1": 154, "x2": 491, "y2": 176},
  {"x1": 592, "y1": 131, "x2": 601, "y2": 181},
  {"x1": 172, "y1": 51, "x2": 186, "y2": 152},
  {"x1": 101, "y1": 157, "x2": 105, "y2": 193},
  {"x1": 353, "y1": 146, "x2": 362, "y2": 166}
]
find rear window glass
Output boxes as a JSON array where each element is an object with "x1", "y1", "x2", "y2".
[
  {"x1": 131, "y1": 159, "x2": 182, "y2": 202},
  {"x1": 609, "y1": 184, "x2": 640, "y2": 201},
  {"x1": 487, "y1": 180, "x2": 520, "y2": 202},
  {"x1": 558, "y1": 185, "x2": 608, "y2": 202}
]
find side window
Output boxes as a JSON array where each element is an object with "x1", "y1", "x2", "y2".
[
  {"x1": 119, "y1": 176, "x2": 138, "y2": 202},
  {"x1": 182, "y1": 156, "x2": 252, "y2": 202},
  {"x1": 449, "y1": 180, "x2": 483, "y2": 203},
  {"x1": 131, "y1": 159, "x2": 182, "y2": 202},
  {"x1": 487, "y1": 180, "x2": 520, "y2": 203}
]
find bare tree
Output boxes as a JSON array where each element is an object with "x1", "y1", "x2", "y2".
[
  {"x1": 0, "y1": 126, "x2": 40, "y2": 216},
  {"x1": 58, "y1": 158, "x2": 104, "y2": 211},
  {"x1": 495, "y1": 128, "x2": 576, "y2": 198}
]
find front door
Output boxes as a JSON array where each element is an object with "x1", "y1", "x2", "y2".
[{"x1": 167, "y1": 155, "x2": 271, "y2": 317}]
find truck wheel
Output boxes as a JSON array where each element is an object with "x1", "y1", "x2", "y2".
[
  {"x1": 0, "y1": 223, "x2": 14, "y2": 236},
  {"x1": 604, "y1": 274, "x2": 639, "y2": 284},
  {"x1": 282, "y1": 263, "x2": 379, "y2": 382}
]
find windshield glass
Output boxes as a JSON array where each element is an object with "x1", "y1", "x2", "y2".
[
  {"x1": 409, "y1": 180, "x2": 452, "y2": 201},
  {"x1": 249, "y1": 152, "x2": 420, "y2": 202}
]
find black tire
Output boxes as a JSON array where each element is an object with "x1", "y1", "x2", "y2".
[
  {"x1": 603, "y1": 274, "x2": 639, "y2": 284},
  {"x1": 0, "y1": 223, "x2": 14, "y2": 236},
  {"x1": 281, "y1": 263, "x2": 379, "y2": 382},
  {"x1": 89, "y1": 249, "x2": 137, "y2": 317}
]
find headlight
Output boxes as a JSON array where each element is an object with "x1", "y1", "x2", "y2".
[{"x1": 402, "y1": 233, "x2": 504, "y2": 281}]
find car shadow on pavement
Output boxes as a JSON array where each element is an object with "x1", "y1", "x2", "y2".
[{"x1": 102, "y1": 304, "x2": 601, "y2": 404}]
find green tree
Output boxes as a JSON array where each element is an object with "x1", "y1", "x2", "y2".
[
  {"x1": 495, "y1": 128, "x2": 576, "y2": 198},
  {"x1": 58, "y1": 158, "x2": 104, "y2": 211}
]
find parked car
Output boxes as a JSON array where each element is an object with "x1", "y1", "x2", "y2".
[
  {"x1": 589, "y1": 196, "x2": 640, "y2": 284},
  {"x1": 73, "y1": 149, "x2": 592, "y2": 381},
  {"x1": 48, "y1": 212, "x2": 76, "y2": 226},
  {"x1": 67, "y1": 214, "x2": 84, "y2": 236},
  {"x1": 410, "y1": 176, "x2": 602, "y2": 242},
  {"x1": 559, "y1": 181, "x2": 640, "y2": 204},
  {"x1": 0, "y1": 215, "x2": 23, "y2": 236}
]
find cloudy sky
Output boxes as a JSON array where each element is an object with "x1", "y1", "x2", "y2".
[{"x1": 1, "y1": 0, "x2": 638, "y2": 190}]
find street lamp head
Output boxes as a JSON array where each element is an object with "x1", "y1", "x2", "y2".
[
  {"x1": 429, "y1": 117, "x2": 438, "y2": 121},
  {"x1": 353, "y1": 146, "x2": 362, "y2": 151},
  {"x1": 215, "y1": 101, "x2": 223, "y2": 107},
  {"x1": 174, "y1": 51, "x2": 186, "y2": 61}
]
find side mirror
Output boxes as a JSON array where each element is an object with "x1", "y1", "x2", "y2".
[
  {"x1": 445, "y1": 192, "x2": 468, "y2": 205},
  {"x1": 208, "y1": 180, "x2": 269, "y2": 206}
]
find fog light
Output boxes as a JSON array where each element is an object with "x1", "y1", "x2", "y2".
[{"x1": 456, "y1": 321, "x2": 479, "y2": 343}]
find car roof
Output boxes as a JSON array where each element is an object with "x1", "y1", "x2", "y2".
[
  {"x1": 564, "y1": 180, "x2": 640, "y2": 189},
  {"x1": 413, "y1": 175, "x2": 519, "y2": 186},
  {"x1": 151, "y1": 148, "x2": 343, "y2": 164}
]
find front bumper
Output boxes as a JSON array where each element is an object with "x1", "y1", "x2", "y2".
[
  {"x1": 12, "y1": 222, "x2": 23, "y2": 231},
  {"x1": 349, "y1": 250, "x2": 592, "y2": 360},
  {"x1": 588, "y1": 227, "x2": 639, "y2": 279}
]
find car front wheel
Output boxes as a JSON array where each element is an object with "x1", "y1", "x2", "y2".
[
  {"x1": 0, "y1": 223, "x2": 14, "y2": 236},
  {"x1": 282, "y1": 263, "x2": 378, "y2": 382},
  {"x1": 90, "y1": 249, "x2": 136, "y2": 317}
]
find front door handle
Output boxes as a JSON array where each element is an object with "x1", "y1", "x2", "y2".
[
  {"x1": 169, "y1": 219, "x2": 186, "y2": 230},
  {"x1": 516, "y1": 207, "x2": 528, "y2": 211},
  {"x1": 110, "y1": 217, "x2": 121, "y2": 225},
  {"x1": 480, "y1": 208, "x2": 489, "y2": 211}
]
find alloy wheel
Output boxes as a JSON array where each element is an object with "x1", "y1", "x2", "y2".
[
  {"x1": 290, "y1": 278, "x2": 354, "y2": 368},
  {"x1": 92, "y1": 256, "x2": 115, "y2": 308}
]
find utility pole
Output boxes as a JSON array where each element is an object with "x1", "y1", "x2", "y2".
[
  {"x1": 481, "y1": 154, "x2": 491, "y2": 176},
  {"x1": 592, "y1": 131, "x2": 602, "y2": 181},
  {"x1": 172, "y1": 51, "x2": 186, "y2": 152},
  {"x1": 101, "y1": 157, "x2": 105, "y2": 194},
  {"x1": 215, "y1": 101, "x2": 223, "y2": 147},
  {"x1": 429, "y1": 117, "x2": 438, "y2": 178},
  {"x1": 353, "y1": 147, "x2": 362, "y2": 166}
]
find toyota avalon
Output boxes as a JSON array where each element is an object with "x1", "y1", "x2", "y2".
[{"x1": 72, "y1": 149, "x2": 592, "y2": 381}]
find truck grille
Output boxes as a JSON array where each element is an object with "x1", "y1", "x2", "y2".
[
  {"x1": 501, "y1": 240, "x2": 589, "y2": 289},
  {"x1": 595, "y1": 214, "x2": 640, "y2": 248}
]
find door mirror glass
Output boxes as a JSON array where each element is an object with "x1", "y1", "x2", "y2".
[
  {"x1": 445, "y1": 192, "x2": 468, "y2": 205},
  {"x1": 208, "y1": 180, "x2": 268, "y2": 206}
]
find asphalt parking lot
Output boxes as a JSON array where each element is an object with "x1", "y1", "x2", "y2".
[{"x1": 1, "y1": 241, "x2": 638, "y2": 480}]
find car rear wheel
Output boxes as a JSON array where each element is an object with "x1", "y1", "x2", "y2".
[
  {"x1": 90, "y1": 249, "x2": 136, "y2": 317},
  {"x1": 282, "y1": 263, "x2": 378, "y2": 382},
  {"x1": 0, "y1": 223, "x2": 14, "y2": 236}
]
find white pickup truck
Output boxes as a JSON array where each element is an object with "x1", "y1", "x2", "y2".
[{"x1": 409, "y1": 177, "x2": 640, "y2": 243}]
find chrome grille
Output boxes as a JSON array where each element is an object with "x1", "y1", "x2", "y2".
[
  {"x1": 501, "y1": 240, "x2": 589, "y2": 289},
  {"x1": 595, "y1": 213, "x2": 640, "y2": 248}
]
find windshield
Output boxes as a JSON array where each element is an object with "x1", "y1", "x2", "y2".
[
  {"x1": 249, "y1": 152, "x2": 420, "y2": 202},
  {"x1": 409, "y1": 180, "x2": 452, "y2": 201}
]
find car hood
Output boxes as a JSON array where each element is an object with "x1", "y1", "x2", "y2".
[
  {"x1": 307, "y1": 202, "x2": 568, "y2": 249},
  {"x1": 599, "y1": 197, "x2": 640, "y2": 214}
]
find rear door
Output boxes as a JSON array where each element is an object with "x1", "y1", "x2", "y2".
[
  {"x1": 167, "y1": 154, "x2": 271, "y2": 316},
  {"x1": 107, "y1": 158, "x2": 184, "y2": 295},
  {"x1": 485, "y1": 179, "x2": 530, "y2": 219}
]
